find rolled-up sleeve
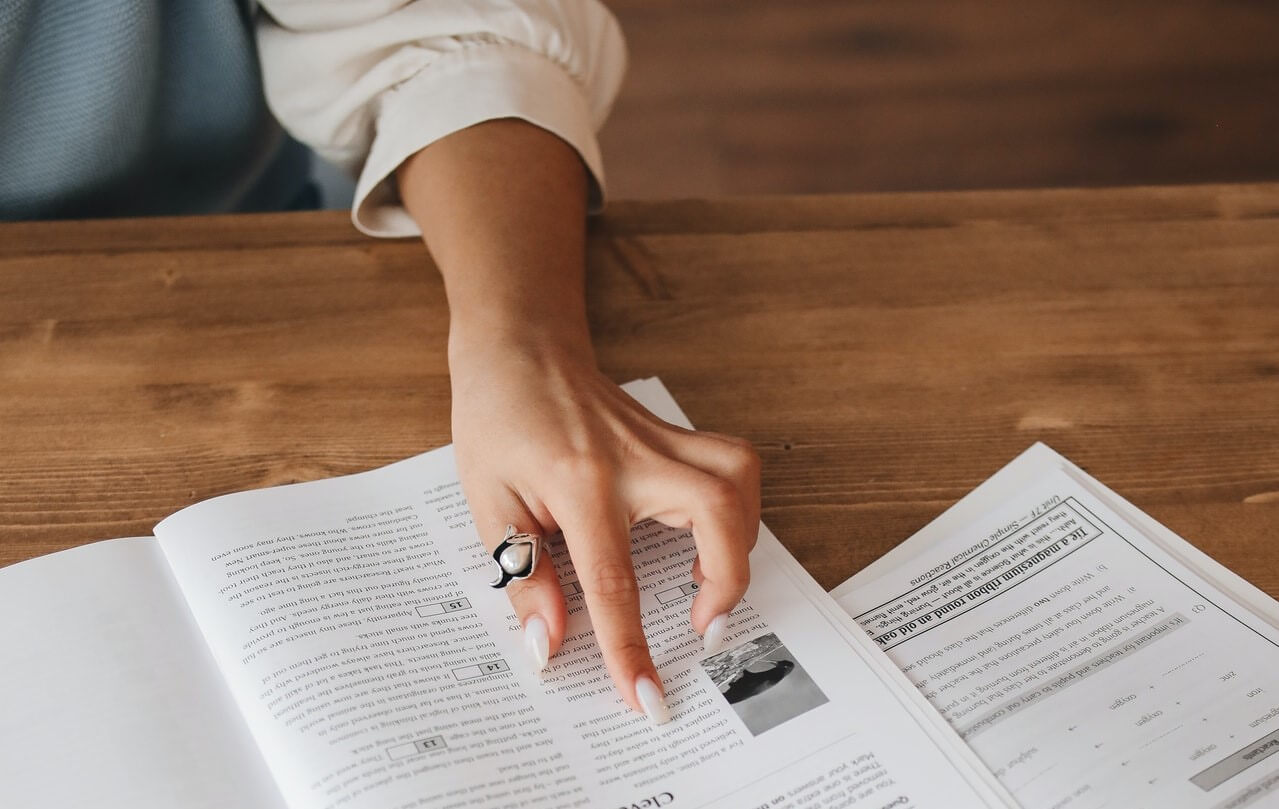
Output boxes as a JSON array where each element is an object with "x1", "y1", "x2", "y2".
[{"x1": 256, "y1": 0, "x2": 627, "y2": 237}]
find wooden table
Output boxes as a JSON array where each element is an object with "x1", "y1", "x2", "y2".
[{"x1": 2, "y1": 185, "x2": 1277, "y2": 599}]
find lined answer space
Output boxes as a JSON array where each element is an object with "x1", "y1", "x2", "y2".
[
  {"x1": 656, "y1": 582, "x2": 700, "y2": 606},
  {"x1": 452, "y1": 659, "x2": 511, "y2": 682},
  {"x1": 415, "y1": 597, "x2": 472, "y2": 618},
  {"x1": 386, "y1": 735, "x2": 447, "y2": 761}
]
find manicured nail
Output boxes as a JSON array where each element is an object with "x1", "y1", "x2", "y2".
[
  {"x1": 702, "y1": 613, "x2": 730, "y2": 656},
  {"x1": 523, "y1": 615, "x2": 550, "y2": 672},
  {"x1": 635, "y1": 675, "x2": 671, "y2": 725}
]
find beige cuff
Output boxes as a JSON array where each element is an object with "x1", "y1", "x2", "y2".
[{"x1": 351, "y1": 43, "x2": 606, "y2": 238}]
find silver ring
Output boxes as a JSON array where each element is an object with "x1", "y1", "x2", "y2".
[{"x1": 489, "y1": 525, "x2": 542, "y2": 588}]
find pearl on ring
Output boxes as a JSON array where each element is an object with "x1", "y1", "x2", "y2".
[
  {"x1": 489, "y1": 525, "x2": 542, "y2": 588},
  {"x1": 499, "y1": 543, "x2": 533, "y2": 576}
]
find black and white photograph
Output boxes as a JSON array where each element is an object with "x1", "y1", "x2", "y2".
[{"x1": 701, "y1": 632, "x2": 829, "y2": 736}]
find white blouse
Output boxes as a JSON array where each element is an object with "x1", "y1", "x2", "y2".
[{"x1": 256, "y1": 0, "x2": 627, "y2": 237}]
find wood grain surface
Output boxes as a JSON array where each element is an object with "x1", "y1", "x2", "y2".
[
  {"x1": 602, "y1": 0, "x2": 1279, "y2": 197},
  {"x1": 1, "y1": 185, "x2": 1277, "y2": 600}
]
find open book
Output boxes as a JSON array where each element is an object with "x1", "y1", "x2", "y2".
[
  {"x1": 0, "y1": 379, "x2": 1010, "y2": 809},
  {"x1": 832, "y1": 444, "x2": 1279, "y2": 809}
]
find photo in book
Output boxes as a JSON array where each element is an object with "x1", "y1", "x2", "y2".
[{"x1": 701, "y1": 631, "x2": 830, "y2": 736}]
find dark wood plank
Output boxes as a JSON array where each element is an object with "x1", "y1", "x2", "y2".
[{"x1": 601, "y1": 0, "x2": 1279, "y2": 197}]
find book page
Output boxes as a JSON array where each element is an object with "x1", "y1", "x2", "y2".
[
  {"x1": 832, "y1": 444, "x2": 1279, "y2": 809},
  {"x1": 0, "y1": 537, "x2": 284, "y2": 809},
  {"x1": 155, "y1": 379, "x2": 1010, "y2": 809}
]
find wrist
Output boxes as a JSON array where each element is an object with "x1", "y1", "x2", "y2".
[{"x1": 448, "y1": 314, "x2": 595, "y2": 376}]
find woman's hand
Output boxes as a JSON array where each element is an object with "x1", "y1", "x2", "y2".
[
  {"x1": 449, "y1": 332, "x2": 759, "y2": 723},
  {"x1": 398, "y1": 118, "x2": 759, "y2": 722}
]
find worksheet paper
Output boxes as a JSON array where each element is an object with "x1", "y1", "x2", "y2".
[
  {"x1": 832, "y1": 444, "x2": 1279, "y2": 809},
  {"x1": 150, "y1": 379, "x2": 1009, "y2": 809}
]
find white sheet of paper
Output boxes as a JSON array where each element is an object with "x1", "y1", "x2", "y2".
[
  {"x1": 0, "y1": 538, "x2": 284, "y2": 809},
  {"x1": 832, "y1": 444, "x2": 1279, "y2": 809}
]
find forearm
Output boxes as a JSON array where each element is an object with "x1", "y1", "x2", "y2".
[
  {"x1": 394, "y1": 120, "x2": 758, "y2": 724},
  {"x1": 396, "y1": 118, "x2": 595, "y2": 367}
]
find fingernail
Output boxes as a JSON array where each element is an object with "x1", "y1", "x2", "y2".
[
  {"x1": 702, "y1": 613, "x2": 730, "y2": 656},
  {"x1": 523, "y1": 615, "x2": 550, "y2": 672},
  {"x1": 635, "y1": 675, "x2": 671, "y2": 725}
]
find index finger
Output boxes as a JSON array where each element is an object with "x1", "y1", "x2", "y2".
[{"x1": 551, "y1": 488, "x2": 670, "y2": 725}]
